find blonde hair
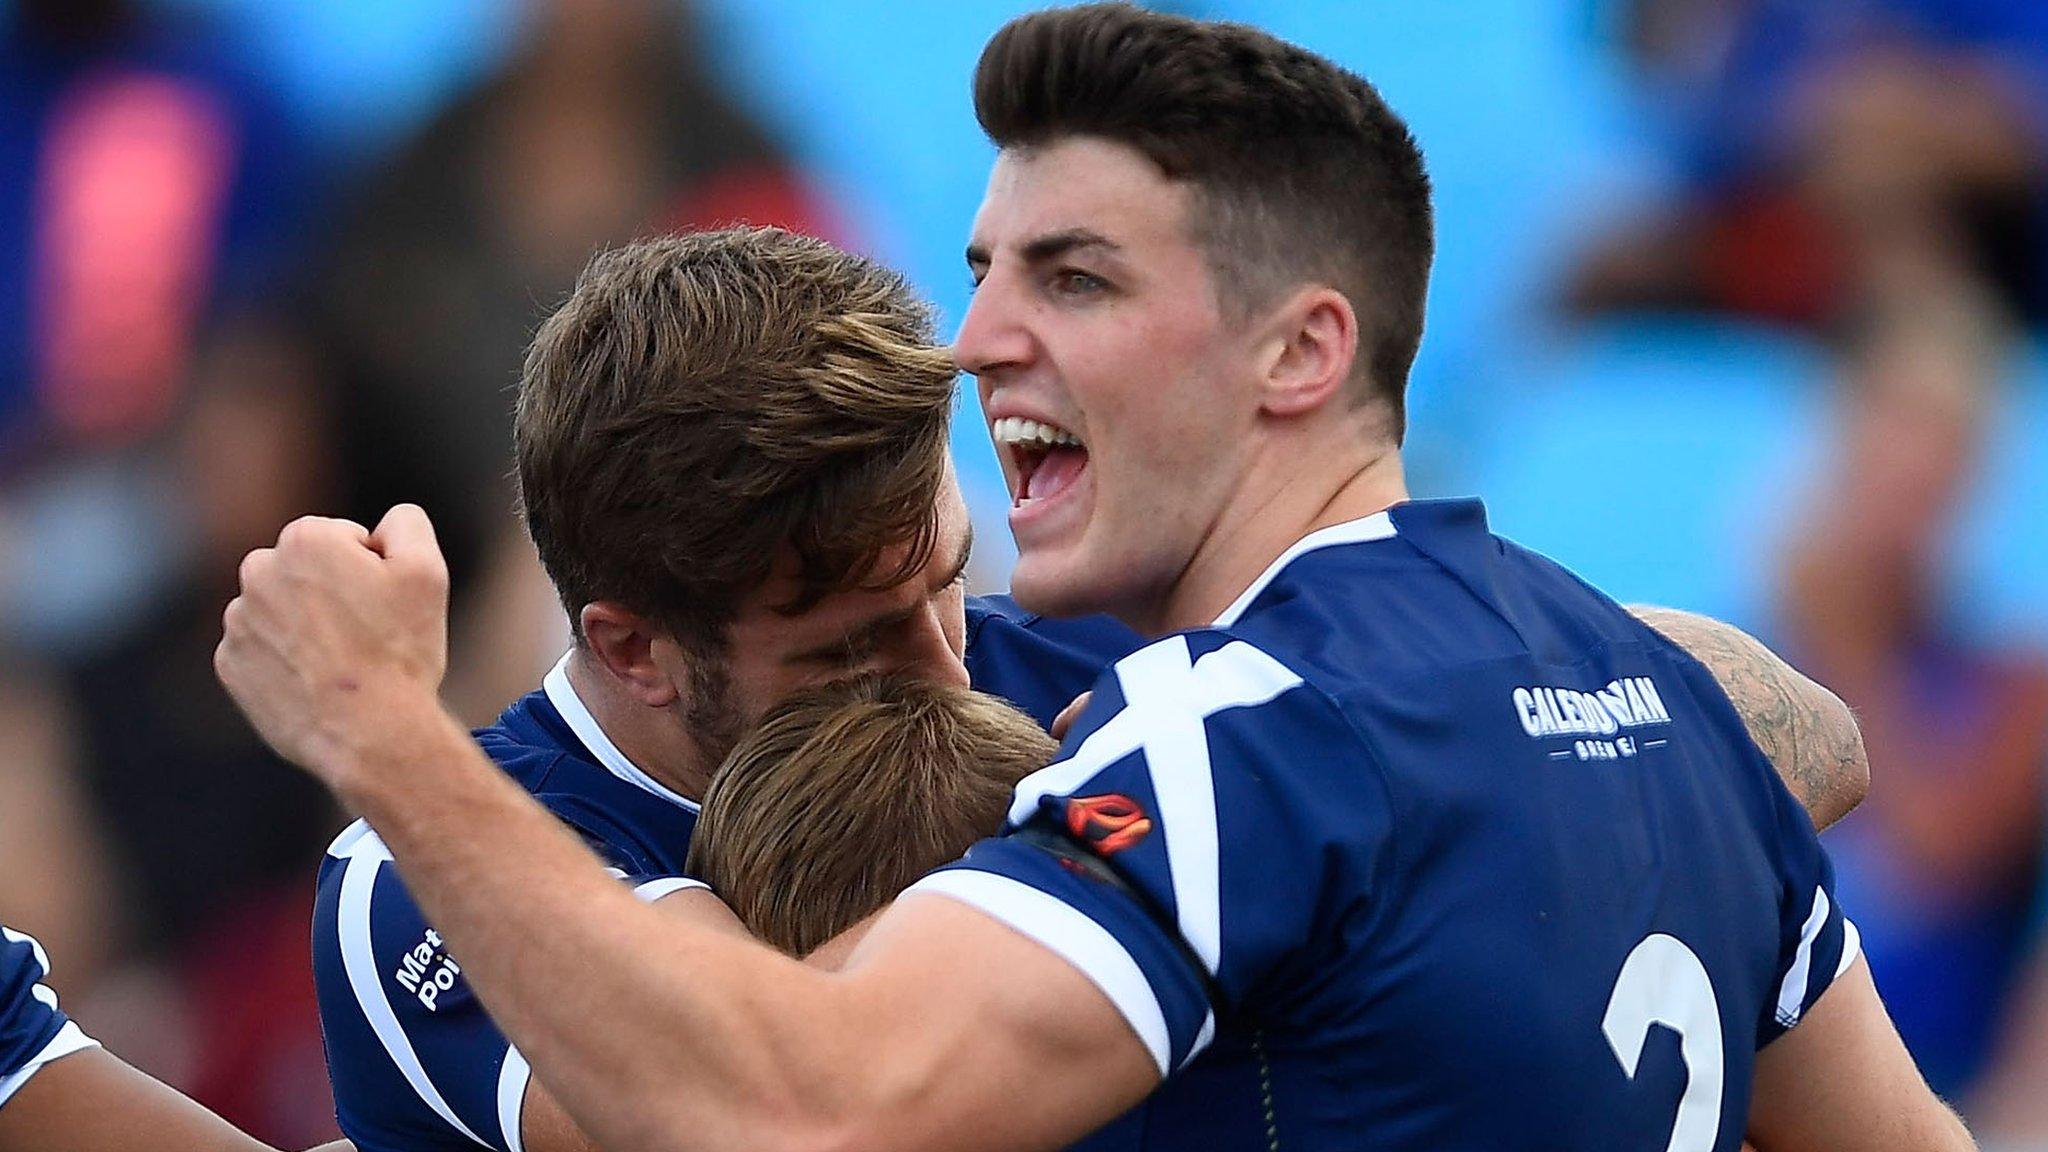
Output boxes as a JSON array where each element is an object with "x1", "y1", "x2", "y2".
[{"x1": 687, "y1": 675, "x2": 1058, "y2": 957}]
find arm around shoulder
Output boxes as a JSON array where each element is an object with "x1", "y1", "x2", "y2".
[{"x1": 1627, "y1": 606, "x2": 1868, "y2": 829}]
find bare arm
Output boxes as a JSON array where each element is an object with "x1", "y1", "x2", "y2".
[
  {"x1": 0, "y1": 1047, "x2": 286, "y2": 1152},
  {"x1": 1748, "y1": 958, "x2": 1975, "y2": 1151},
  {"x1": 339, "y1": 707, "x2": 1154, "y2": 1152},
  {"x1": 213, "y1": 510, "x2": 1155, "y2": 1152},
  {"x1": 516, "y1": 888, "x2": 754, "y2": 1152},
  {"x1": 1627, "y1": 606, "x2": 1868, "y2": 829},
  {"x1": 514, "y1": 880, "x2": 886, "y2": 1151}
]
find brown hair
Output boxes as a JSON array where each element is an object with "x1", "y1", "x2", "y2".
[
  {"x1": 975, "y1": 3, "x2": 1433, "y2": 438},
  {"x1": 686, "y1": 674, "x2": 1057, "y2": 957},
  {"x1": 515, "y1": 228, "x2": 958, "y2": 651}
]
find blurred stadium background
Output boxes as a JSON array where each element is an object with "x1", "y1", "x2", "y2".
[{"x1": 0, "y1": 0, "x2": 2042, "y2": 1145}]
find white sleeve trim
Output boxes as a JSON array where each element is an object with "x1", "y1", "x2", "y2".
[
  {"x1": 496, "y1": 1044, "x2": 532, "y2": 1152},
  {"x1": 336, "y1": 846, "x2": 493, "y2": 1148},
  {"x1": 906, "y1": 869, "x2": 1178, "y2": 1075},
  {"x1": 1835, "y1": 919, "x2": 1862, "y2": 981},
  {"x1": 1774, "y1": 888, "x2": 1832, "y2": 1030},
  {"x1": 632, "y1": 877, "x2": 710, "y2": 902},
  {"x1": 0, "y1": 1021, "x2": 99, "y2": 1110},
  {"x1": 1180, "y1": 1013, "x2": 1217, "y2": 1073},
  {"x1": 0, "y1": 928, "x2": 51, "y2": 980},
  {"x1": 327, "y1": 817, "x2": 385, "y2": 860}
]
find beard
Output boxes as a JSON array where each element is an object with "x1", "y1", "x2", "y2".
[{"x1": 681, "y1": 654, "x2": 746, "y2": 776}]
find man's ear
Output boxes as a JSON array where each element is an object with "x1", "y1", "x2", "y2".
[
  {"x1": 579, "y1": 601, "x2": 681, "y2": 707},
  {"x1": 1257, "y1": 286, "x2": 1359, "y2": 418}
]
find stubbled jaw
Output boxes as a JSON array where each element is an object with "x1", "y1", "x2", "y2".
[{"x1": 991, "y1": 416, "x2": 1090, "y2": 508}]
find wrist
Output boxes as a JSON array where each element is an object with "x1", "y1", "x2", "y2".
[{"x1": 317, "y1": 682, "x2": 467, "y2": 812}]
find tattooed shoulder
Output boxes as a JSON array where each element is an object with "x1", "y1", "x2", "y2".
[{"x1": 1626, "y1": 605, "x2": 1868, "y2": 829}]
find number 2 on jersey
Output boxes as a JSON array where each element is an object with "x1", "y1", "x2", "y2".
[{"x1": 1602, "y1": 933, "x2": 1725, "y2": 1152}]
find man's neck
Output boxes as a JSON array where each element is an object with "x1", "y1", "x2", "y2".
[
  {"x1": 562, "y1": 653, "x2": 714, "y2": 803},
  {"x1": 1148, "y1": 436, "x2": 1408, "y2": 635}
]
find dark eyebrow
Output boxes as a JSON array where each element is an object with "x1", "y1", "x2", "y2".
[
  {"x1": 965, "y1": 229, "x2": 1121, "y2": 271},
  {"x1": 788, "y1": 527, "x2": 974, "y2": 663},
  {"x1": 1020, "y1": 228, "x2": 1121, "y2": 265}
]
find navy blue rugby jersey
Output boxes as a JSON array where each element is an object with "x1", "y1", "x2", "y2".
[
  {"x1": 968, "y1": 594, "x2": 1145, "y2": 730},
  {"x1": 917, "y1": 499, "x2": 1859, "y2": 1152},
  {"x1": 0, "y1": 924, "x2": 98, "y2": 1109},
  {"x1": 313, "y1": 657, "x2": 705, "y2": 1152},
  {"x1": 313, "y1": 610, "x2": 1134, "y2": 1152}
]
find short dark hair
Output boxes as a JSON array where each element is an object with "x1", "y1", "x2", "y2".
[
  {"x1": 975, "y1": 3, "x2": 1433, "y2": 438},
  {"x1": 686, "y1": 675, "x2": 1057, "y2": 957},
  {"x1": 516, "y1": 229, "x2": 958, "y2": 650}
]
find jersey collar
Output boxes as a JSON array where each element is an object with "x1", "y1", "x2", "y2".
[
  {"x1": 1212, "y1": 510, "x2": 1398, "y2": 628},
  {"x1": 543, "y1": 652, "x2": 701, "y2": 813}
]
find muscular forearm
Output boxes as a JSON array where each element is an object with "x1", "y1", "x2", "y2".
[
  {"x1": 1627, "y1": 606, "x2": 1869, "y2": 829},
  {"x1": 214, "y1": 511, "x2": 1147, "y2": 1152},
  {"x1": 330, "y1": 695, "x2": 872, "y2": 1152}
]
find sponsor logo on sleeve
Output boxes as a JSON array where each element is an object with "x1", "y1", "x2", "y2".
[{"x1": 1065, "y1": 793, "x2": 1153, "y2": 856}]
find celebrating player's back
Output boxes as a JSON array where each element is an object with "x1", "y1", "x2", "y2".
[{"x1": 923, "y1": 501, "x2": 1854, "y2": 1147}]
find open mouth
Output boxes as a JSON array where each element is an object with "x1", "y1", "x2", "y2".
[{"x1": 991, "y1": 416, "x2": 1089, "y2": 508}]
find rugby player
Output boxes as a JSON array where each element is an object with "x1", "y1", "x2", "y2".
[
  {"x1": 307, "y1": 228, "x2": 979, "y2": 1152},
  {"x1": 302, "y1": 225, "x2": 1870, "y2": 1152},
  {"x1": 306, "y1": 226, "x2": 1161, "y2": 1152},
  {"x1": 0, "y1": 923, "x2": 353, "y2": 1152},
  {"x1": 220, "y1": 13, "x2": 1955, "y2": 1151}
]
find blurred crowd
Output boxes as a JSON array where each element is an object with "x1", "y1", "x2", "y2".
[
  {"x1": 1567, "y1": 0, "x2": 2048, "y2": 1143},
  {"x1": 0, "y1": 0, "x2": 2042, "y2": 1145},
  {"x1": 0, "y1": 0, "x2": 840, "y2": 1141}
]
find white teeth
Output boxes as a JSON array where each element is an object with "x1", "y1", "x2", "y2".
[{"x1": 991, "y1": 416, "x2": 1083, "y2": 449}]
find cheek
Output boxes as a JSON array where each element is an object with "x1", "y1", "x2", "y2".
[
  {"x1": 715, "y1": 648, "x2": 794, "y2": 721},
  {"x1": 1116, "y1": 364, "x2": 1234, "y2": 476}
]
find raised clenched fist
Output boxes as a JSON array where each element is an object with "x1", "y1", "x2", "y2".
[{"x1": 215, "y1": 504, "x2": 452, "y2": 791}]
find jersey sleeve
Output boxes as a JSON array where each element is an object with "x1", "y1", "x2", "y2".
[
  {"x1": 315, "y1": 820, "x2": 523, "y2": 1152},
  {"x1": 0, "y1": 925, "x2": 99, "y2": 1110},
  {"x1": 1755, "y1": 789, "x2": 1860, "y2": 1047},
  {"x1": 910, "y1": 631, "x2": 1395, "y2": 1076},
  {"x1": 315, "y1": 822, "x2": 711, "y2": 1152}
]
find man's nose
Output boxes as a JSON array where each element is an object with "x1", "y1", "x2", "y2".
[
  {"x1": 952, "y1": 276, "x2": 1032, "y2": 383},
  {"x1": 884, "y1": 602, "x2": 971, "y2": 689}
]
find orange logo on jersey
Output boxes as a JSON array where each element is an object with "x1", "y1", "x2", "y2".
[{"x1": 1066, "y1": 793, "x2": 1153, "y2": 856}]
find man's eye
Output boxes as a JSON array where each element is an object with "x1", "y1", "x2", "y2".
[
  {"x1": 801, "y1": 645, "x2": 863, "y2": 668},
  {"x1": 1053, "y1": 269, "x2": 1107, "y2": 295}
]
